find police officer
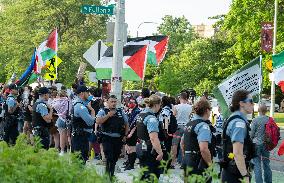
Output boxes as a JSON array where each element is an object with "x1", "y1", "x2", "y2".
[
  {"x1": 71, "y1": 85, "x2": 96, "y2": 163},
  {"x1": 32, "y1": 87, "x2": 53, "y2": 149},
  {"x1": 3, "y1": 84, "x2": 20, "y2": 145},
  {"x1": 136, "y1": 94, "x2": 166, "y2": 180},
  {"x1": 96, "y1": 95, "x2": 128, "y2": 177},
  {"x1": 221, "y1": 90, "x2": 255, "y2": 183},
  {"x1": 182, "y1": 99, "x2": 215, "y2": 183}
]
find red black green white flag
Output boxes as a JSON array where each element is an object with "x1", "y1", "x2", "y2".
[
  {"x1": 127, "y1": 36, "x2": 169, "y2": 65},
  {"x1": 95, "y1": 45, "x2": 147, "y2": 81}
]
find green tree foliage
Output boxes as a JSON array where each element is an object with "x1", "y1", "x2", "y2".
[
  {"x1": 158, "y1": 15, "x2": 196, "y2": 54},
  {"x1": 158, "y1": 38, "x2": 231, "y2": 95},
  {"x1": 0, "y1": 0, "x2": 108, "y2": 86},
  {"x1": 155, "y1": 1, "x2": 284, "y2": 102}
]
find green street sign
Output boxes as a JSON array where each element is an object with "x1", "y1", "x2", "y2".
[{"x1": 81, "y1": 5, "x2": 114, "y2": 15}]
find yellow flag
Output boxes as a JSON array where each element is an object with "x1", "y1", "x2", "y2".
[
  {"x1": 45, "y1": 56, "x2": 62, "y2": 72},
  {"x1": 44, "y1": 72, "x2": 57, "y2": 80},
  {"x1": 266, "y1": 60, "x2": 272, "y2": 72}
]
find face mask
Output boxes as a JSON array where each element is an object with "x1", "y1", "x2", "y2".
[{"x1": 128, "y1": 103, "x2": 136, "y2": 109}]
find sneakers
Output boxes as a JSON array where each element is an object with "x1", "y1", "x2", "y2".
[{"x1": 59, "y1": 151, "x2": 64, "y2": 156}]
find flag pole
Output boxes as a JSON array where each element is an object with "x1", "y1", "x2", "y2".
[
  {"x1": 55, "y1": 28, "x2": 58, "y2": 82},
  {"x1": 259, "y1": 54, "x2": 263, "y2": 105},
  {"x1": 270, "y1": 0, "x2": 278, "y2": 117}
]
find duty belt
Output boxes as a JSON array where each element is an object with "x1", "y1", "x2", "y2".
[{"x1": 185, "y1": 150, "x2": 200, "y2": 154}]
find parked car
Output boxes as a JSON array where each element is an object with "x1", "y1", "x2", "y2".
[{"x1": 254, "y1": 99, "x2": 279, "y2": 112}]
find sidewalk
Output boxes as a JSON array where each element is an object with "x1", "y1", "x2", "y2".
[{"x1": 87, "y1": 159, "x2": 284, "y2": 183}]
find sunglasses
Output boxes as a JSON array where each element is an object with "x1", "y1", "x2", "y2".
[{"x1": 242, "y1": 98, "x2": 253, "y2": 104}]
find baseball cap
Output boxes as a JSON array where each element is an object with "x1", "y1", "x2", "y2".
[
  {"x1": 8, "y1": 84, "x2": 18, "y2": 90},
  {"x1": 38, "y1": 87, "x2": 50, "y2": 95},
  {"x1": 76, "y1": 85, "x2": 89, "y2": 94}
]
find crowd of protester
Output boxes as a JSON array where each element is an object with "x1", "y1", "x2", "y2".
[{"x1": 0, "y1": 82, "x2": 275, "y2": 183}]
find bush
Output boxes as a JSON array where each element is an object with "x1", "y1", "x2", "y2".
[{"x1": 0, "y1": 134, "x2": 107, "y2": 183}]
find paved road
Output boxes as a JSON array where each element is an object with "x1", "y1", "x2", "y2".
[
  {"x1": 88, "y1": 131, "x2": 284, "y2": 182},
  {"x1": 268, "y1": 130, "x2": 284, "y2": 172}
]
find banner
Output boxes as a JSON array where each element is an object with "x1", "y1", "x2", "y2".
[
  {"x1": 213, "y1": 57, "x2": 261, "y2": 118},
  {"x1": 261, "y1": 22, "x2": 273, "y2": 53}
]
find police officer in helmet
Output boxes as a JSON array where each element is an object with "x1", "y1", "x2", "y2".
[
  {"x1": 182, "y1": 99, "x2": 215, "y2": 182},
  {"x1": 221, "y1": 90, "x2": 255, "y2": 183},
  {"x1": 71, "y1": 85, "x2": 96, "y2": 163},
  {"x1": 136, "y1": 94, "x2": 166, "y2": 180},
  {"x1": 32, "y1": 87, "x2": 53, "y2": 149},
  {"x1": 3, "y1": 84, "x2": 20, "y2": 145},
  {"x1": 96, "y1": 95, "x2": 128, "y2": 177}
]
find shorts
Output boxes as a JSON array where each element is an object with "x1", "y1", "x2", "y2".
[
  {"x1": 88, "y1": 132, "x2": 97, "y2": 143},
  {"x1": 55, "y1": 118, "x2": 67, "y2": 130},
  {"x1": 172, "y1": 126, "x2": 184, "y2": 145}
]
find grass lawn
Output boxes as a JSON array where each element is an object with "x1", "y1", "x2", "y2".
[
  {"x1": 254, "y1": 112, "x2": 284, "y2": 123},
  {"x1": 274, "y1": 112, "x2": 284, "y2": 123}
]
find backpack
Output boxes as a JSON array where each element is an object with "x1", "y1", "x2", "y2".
[
  {"x1": 264, "y1": 117, "x2": 280, "y2": 151},
  {"x1": 168, "y1": 110, "x2": 178, "y2": 134}
]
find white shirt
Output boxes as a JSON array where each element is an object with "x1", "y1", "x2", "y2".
[{"x1": 175, "y1": 103, "x2": 192, "y2": 126}]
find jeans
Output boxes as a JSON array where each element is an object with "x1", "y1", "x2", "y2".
[{"x1": 253, "y1": 144, "x2": 272, "y2": 183}]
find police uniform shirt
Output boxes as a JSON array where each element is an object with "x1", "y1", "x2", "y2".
[
  {"x1": 192, "y1": 114, "x2": 212, "y2": 143},
  {"x1": 141, "y1": 107, "x2": 159, "y2": 133},
  {"x1": 226, "y1": 111, "x2": 248, "y2": 144},
  {"x1": 73, "y1": 98, "x2": 95, "y2": 133},
  {"x1": 35, "y1": 98, "x2": 49, "y2": 117},
  {"x1": 96, "y1": 107, "x2": 128, "y2": 137},
  {"x1": 7, "y1": 94, "x2": 17, "y2": 112}
]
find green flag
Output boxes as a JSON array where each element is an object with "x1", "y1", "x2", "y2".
[
  {"x1": 272, "y1": 50, "x2": 284, "y2": 69},
  {"x1": 272, "y1": 50, "x2": 284, "y2": 92},
  {"x1": 213, "y1": 57, "x2": 261, "y2": 118}
]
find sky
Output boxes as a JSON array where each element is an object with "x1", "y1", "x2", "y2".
[{"x1": 123, "y1": 0, "x2": 232, "y2": 37}]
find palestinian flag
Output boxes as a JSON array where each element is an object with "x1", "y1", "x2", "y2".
[
  {"x1": 272, "y1": 50, "x2": 284, "y2": 92},
  {"x1": 95, "y1": 45, "x2": 147, "y2": 81},
  {"x1": 127, "y1": 36, "x2": 168, "y2": 65},
  {"x1": 37, "y1": 29, "x2": 58, "y2": 65}
]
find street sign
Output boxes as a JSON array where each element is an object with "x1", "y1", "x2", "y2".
[
  {"x1": 83, "y1": 40, "x2": 108, "y2": 69},
  {"x1": 81, "y1": 5, "x2": 114, "y2": 15},
  {"x1": 89, "y1": 72, "x2": 97, "y2": 82}
]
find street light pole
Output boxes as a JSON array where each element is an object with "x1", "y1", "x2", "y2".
[
  {"x1": 111, "y1": 0, "x2": 125, "y2": 107},
  {"x1": 136, "y1": 21, "x2": 158, "y2": 37},
  {"x1": 270, "y1": 0, "x2": 278, "y2": 117}
]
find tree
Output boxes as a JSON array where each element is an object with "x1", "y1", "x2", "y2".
[
  {"x1": 0, "y1": 0, "x2": 108, "y2": 86},
  {"x1": 158, "y1": 15, "x2": 196, "y2": 54}
]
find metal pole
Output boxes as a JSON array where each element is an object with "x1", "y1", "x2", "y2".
[
  {"x1": 111, "y1": 0, "x2": 125, "y2": 107},
  {"x1": 270, "y1": 0, "x2": 278, "y2": 117},
  {"x1": 259, "y1": 54, "x2": 262, "y2": 105}
]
